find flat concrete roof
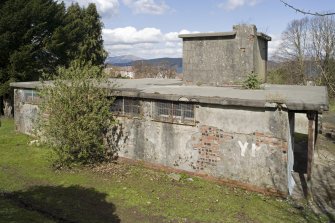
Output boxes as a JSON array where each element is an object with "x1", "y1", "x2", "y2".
[
  {"x1": 178, "y1": 32, "x2": 271, "y2": 41},
  {"x1": 10, "y1": 79, "x2": 328, "y2": 112},
  {"x1": 179, "y1": 32, "x2": 236, "y2": 39}
]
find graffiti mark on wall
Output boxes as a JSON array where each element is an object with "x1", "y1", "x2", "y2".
[
  {"x1": 238, "y1": 141, "x2": 248, "y2": 157},
  {"x1": 238, "y1": 141, "x2": 262, "y2": 157}
]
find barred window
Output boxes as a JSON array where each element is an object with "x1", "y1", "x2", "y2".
[
  {"x1": 153, "y1": 100, "x2": 195, "y2": 125},
  {"x1": 110, "y1": 97, "x2": 140, "y2": 116},
  {"x1": 22, "y1": 89, "x2": 40, "y2": 104}
]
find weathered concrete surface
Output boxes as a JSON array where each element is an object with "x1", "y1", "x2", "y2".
[
  {"x1": 13, "y1": 89, "x2": 39, "y2": 135},
  {"x1": 179, "y1": 24, "x2": 271, "y2": 86},
  {"x1": 116, "y1": 101, "x2": 292, "y2": 194},
  {"x1": 10, "y1": 78, "x2": 328, "y2": 195},
  {"x1": 10, "y1": 79, "x2": 329, "y2": 112}
]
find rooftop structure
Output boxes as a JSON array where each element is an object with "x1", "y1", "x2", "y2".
[{"x1": 179, "y1": 24, "x2": 271, "y2": 86}]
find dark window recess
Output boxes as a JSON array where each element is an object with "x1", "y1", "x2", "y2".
[
  {"x1": 110, "y1": 97, "x2": 140, "y2": 116},
  {"x1": 153, "y1": 100, "x2": 195, "y2": 125}
]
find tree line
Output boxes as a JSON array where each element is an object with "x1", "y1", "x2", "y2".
[{"x1": 269, "y1": 15, "x2": 335, "y2": 97}]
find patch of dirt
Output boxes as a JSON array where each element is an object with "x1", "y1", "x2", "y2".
[
  {"x1": 235, "y1": 212, "x2": 258, "y2": 223},
  {"x1": 90, "y1": 161, "x2": 165, "y2": 182},
  {"x1": 116, "y1": 206, "x2": 169, "y2": 223}
]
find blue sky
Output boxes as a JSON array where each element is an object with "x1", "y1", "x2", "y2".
[{"x1": 64, "y1": 0, "x2": 334, "y2": 59}]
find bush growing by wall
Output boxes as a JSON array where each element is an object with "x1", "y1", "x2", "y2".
[{"x1": 37, "y1": 62, "x2": 116, "y2": 167}]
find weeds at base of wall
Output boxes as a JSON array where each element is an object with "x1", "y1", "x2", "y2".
[{"x1": 243, "y1": 73, "x2": 261, "y2": 89}]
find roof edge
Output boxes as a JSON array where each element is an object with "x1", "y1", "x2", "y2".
[
  {"x1": 179, "y1": 32, "x2": 236, "y2": 39},
  {"x1": 257, "y1": 32, "x2": 271, "y2": 41}
]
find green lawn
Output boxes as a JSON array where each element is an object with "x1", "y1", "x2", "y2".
[{"x1": 0, "y1": 118, "x2": 329, "y2": 222}]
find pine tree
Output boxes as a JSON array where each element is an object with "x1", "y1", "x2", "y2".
[
  {"x1": 0, "y1": 1, "x2": 107, "y2": 115},
  {"x1": 0, "y1": 0, "x2": 65, "y2": 96},
  {"x1": 79, "y1": 4, "x2": 107, "y2": 65}
]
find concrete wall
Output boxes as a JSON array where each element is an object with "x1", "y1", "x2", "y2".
[
  {"x1": 14, "y1": 88, "x2": 39, "y2": 135},
  {"x1": 117, "y1": 100, "x2": 291, "y2": 194},
  {"x1": 181, "y1": 24, "x2": 269, "y2": 86},
  {"x1": 13, "y1": 86, "x2": 291, "y2": 194}
]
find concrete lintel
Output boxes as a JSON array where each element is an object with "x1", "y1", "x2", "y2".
[
  {"x1": 256, "y1": 32, "x2": 272, "y2": 41},
  {"x1": 10, "y1": 81, "x2": 43, "y2": 89},
  {"x1": 178, "y1": 32, "x2": 236, "y2": 39}
]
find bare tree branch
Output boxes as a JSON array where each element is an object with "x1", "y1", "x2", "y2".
[{"x1": 280, "y1": 0, "x2": 335, "y2": 16}]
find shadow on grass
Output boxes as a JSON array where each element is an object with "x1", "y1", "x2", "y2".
[{"x1": 2, "y1": 185, "x2": 120, "y2": 223}]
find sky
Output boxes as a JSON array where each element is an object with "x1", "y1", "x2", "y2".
[{"x1": 63, "y1": 0, "x2": 334, "y2": 59}]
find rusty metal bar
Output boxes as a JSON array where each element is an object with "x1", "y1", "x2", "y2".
[{"x1": 315, "y1": 114, "x2": 318, "y2": 144}]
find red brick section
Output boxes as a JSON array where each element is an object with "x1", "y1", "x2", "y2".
[
  {"x1": 192, "y1": 126, "x2": 288, "y2": 171},
  {"x1": 192, "y1": 126, "x2": 232, "y2": 171},
  {"x1": 118, "y1": 157, "x2": 286, "y2": 197}
]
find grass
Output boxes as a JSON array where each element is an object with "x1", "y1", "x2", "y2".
[
  {"x1": 0, "y1": 118, "x2": 330, "y2": 222},
  {"x1": 329, "y1": 99, "x2": 335, "y2": 112}
]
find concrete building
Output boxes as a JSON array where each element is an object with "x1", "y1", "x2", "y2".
[{"x1": 10, "y1": 24, "x2": 328, "y2": 196}]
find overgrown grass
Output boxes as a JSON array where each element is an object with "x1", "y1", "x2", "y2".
[{"x1": 0, "y1": 118, "x2": 329, "y2": 222}]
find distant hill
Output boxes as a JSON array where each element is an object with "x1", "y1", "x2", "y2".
[
  {"x1": 105, "y1": 55, "x2": 143, "y2": 64},
  {"x1": 105, "y1": 55, "x2": 183, "y2": 73}
]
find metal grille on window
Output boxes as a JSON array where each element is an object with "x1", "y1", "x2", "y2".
[
  {"x1": 124, "y1": 98, "x2": 140, "y2": 115},
  {"x1": 110, "y1": 97, "x2": 140, "y2": 116},
  {"x1": 110, "y1": 97, "x2": 123, "y2": 113},
  {"x1": 153, "y1": 100, "x2": 195, "y2": 125},
  {"x1": 155, "y1": 101, "x2": 172, "y2": 122}
]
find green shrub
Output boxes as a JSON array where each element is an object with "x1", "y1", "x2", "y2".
[
  {"x1": 37, "y1": 61, "x2": 116, "y2": 167},
  {"x1": 243, "y1": 73, "x2": 261, "y2": 89}
]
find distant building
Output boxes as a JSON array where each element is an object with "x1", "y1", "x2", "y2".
[{"x1": 105, "y1": 66, "x2": 135, "y2": 79}]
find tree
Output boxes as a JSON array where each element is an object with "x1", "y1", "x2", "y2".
[
  {"x1": 0, "y1": 0, "x2": 66, "y2": 116},
  {"x1": 309, "y1": 16, "x2": 335, "y2": 96},
  {"x1": 275, "y1": 18, "x2": 309, "y2": 84},
  {"x1": 37, "y1": 62, "x2": 116, "y2": 167},
  {"x1": 272, "y1": 16, "x2": 335, "y2": 96},
  {"x1": 79, "y1": 4, "x2": 107, "y2": 65},
  {"x1": 59, "y1": 3, "x2": 107, "y2": 67},
  {"x1": 0, "y1": 1, "x2": 107, "y2": 116}
]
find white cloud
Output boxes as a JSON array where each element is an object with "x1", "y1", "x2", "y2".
[
  {"x1": 103, "y1": 27, "x2": 196, "y2": 58},
  {"x1": 268, "y1": 34, "x2": 282, "y2": 57},
  {"x1": 63, "y1": 0, "x2": 119, "y2": 16},
  {"x1": 103, "y1": 26, "x2": 162, "y2": 44},
  {"x1": 123, "y1": 0, "x2": 169, "y2": 14},
  {"x1": 164, "y1": 30, "x2": 199, "y2": 42},
  {"x1": 218, "y1": 0, "x2": 261, "y2": 11}
]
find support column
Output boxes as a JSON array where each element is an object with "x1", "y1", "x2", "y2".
[{"x1": 306, "y1": 111, "x2": 317, "y2": 199}]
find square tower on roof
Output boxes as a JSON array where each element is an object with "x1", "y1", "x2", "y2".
[{"x1": 179, "y1": 24, "x2": 271, "y2": 86}]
